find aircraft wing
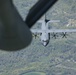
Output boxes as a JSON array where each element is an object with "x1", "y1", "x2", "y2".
[
  {"x1": 30, "y1": 29, "x2": 42, "y2": 33},
  {"x1": 47, "y1": 29, "x2": 76, "y2": 33},
  {"x1": 31, "y1": 29, "x2": 76, "y2": 33},
  {"x1": 48, "y1": 20, "x2": 60, "y2": 23}
]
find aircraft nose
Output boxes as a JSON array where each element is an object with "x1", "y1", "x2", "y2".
[
  {"x1": 43, "y1": 42, "x2": 47, "y2": 46},
  {"x1": 42, "y1": 40, "x2": 49, "y2": 46},
  {"x1": 41, "y1": 40, "x2": 48, "y2": 46}
]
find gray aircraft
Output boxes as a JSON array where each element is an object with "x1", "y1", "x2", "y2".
[{"x1": 31, "y1": 15, "x2": 76, "y2": 46}]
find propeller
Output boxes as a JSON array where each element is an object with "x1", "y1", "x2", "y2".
[
  {"x1": 32, "y1": 33, "x2": 40, "y2": 39},
  {"x1": 0, "y1": 0, "x2": 32, "y2": 51},
  {"x1": 61, "y1": 32, "x2": 68, "y2": 38},
  {"x1": 51, "y1": 32, "x2": 58, "y2": 39}
]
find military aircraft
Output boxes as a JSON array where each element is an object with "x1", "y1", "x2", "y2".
[{"x1": 31, "y1": 15, "x2": 76, "y2": 46}]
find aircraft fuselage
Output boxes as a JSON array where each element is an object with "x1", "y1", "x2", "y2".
[
  {"x1": 40, "y1": 20, "x2": 50, "y2": 46},
  {"x1": 41, "y1": 30, "x2": 50, "y2": 46}
]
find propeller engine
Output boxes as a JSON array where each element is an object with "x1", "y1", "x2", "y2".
[
  {"x1": 61, "y1": 32, "x2": 68, "y2": 38},
  {"x1": 51, "y1": 32, "x2": 58, "y2": 39},
  {"x1": 32, "y1": 33, "x2": 41, "y2": 39}
]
